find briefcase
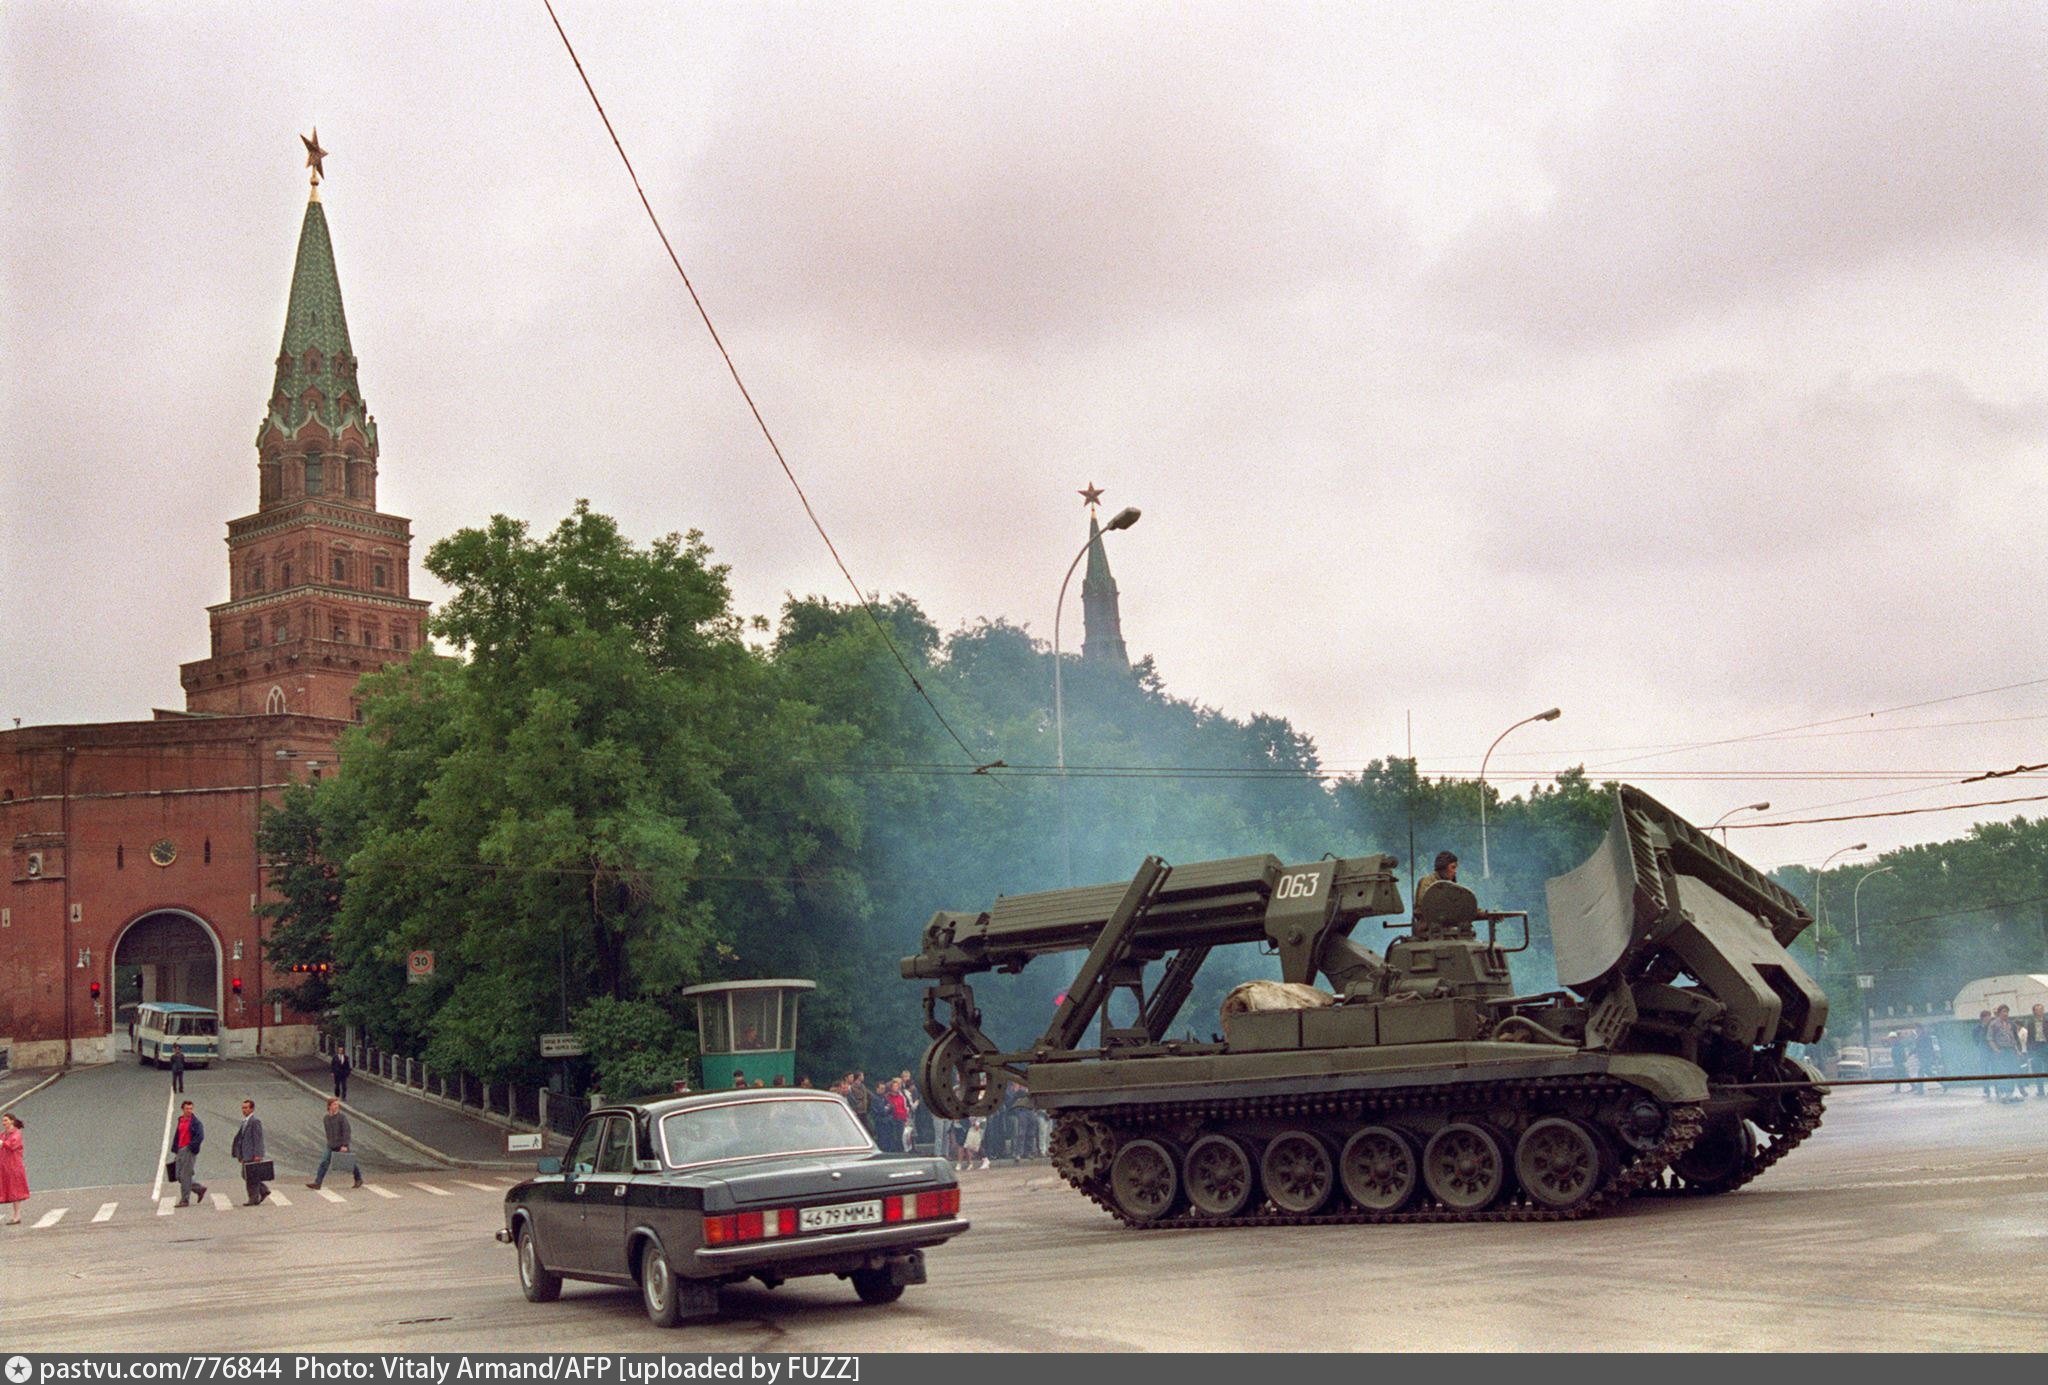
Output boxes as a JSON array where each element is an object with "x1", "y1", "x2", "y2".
[
  {"x1": 164, "y1": 1160, "x2": 177, "y2": 1182},
  {"x1": 244, "y1": 1159, "x2": 276, "y2": 1182}
]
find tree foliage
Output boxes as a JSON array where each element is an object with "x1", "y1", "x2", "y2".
[{"x1": 274, "y1": 502, "x2": 2045, "y2": 1089}]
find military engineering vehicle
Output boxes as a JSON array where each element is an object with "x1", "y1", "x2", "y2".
[{"x1": 902, "y1": 785, "x2": 1828, "y2": 1225}]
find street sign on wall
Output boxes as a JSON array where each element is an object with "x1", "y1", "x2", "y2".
[
  {"x1": 406, "y1": 950, "x2": 435, "y2": 985},
  {"x1": 539, "y1": 1032, "x2": 585, "y2": 1058}
]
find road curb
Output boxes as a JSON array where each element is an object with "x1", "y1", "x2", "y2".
[
  {"x1": 264, "y1": 1061, "x2": 459, "y2": 1169},
  {"x1": 0, "y1": 1068, "x2": 65, "y2": 1114}
]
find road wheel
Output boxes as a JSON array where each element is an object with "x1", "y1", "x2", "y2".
[
  {"x1": 1109, "y1": 1137, "x2": 1184, "y2": 1222},
  {"x1": 851, "y1": 1266, "x2": 906, "y2": 1305},
  {"x1": 1183, "y1": 1134, "x2": 1258, "y2": 1217},
  {"x1": 1340, "y1": 1125, "x2": 1419, "y2": 1212},
  {"x1": 515, "y1": 1221, "x2": 561, "y2": 1304},
  {"x1": 1669, "y1": 1117, "x2": 1757, "y2": 1193},
  {"x1": 1423, "y1": 1122, "x2": 1509, "y2": 1212},
  {"x1": 1260, "y1": 1130, "x2": 1336, "y2": 1214},
  {"x1": 640, "y1": 1242, "x2": 682, "y2": 1327},
  {"x1": 1515, "y1": 1118, "x2": 1603, "y2": 1211}
]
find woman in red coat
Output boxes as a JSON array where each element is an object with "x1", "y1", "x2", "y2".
[{"x1": 0, "y1": 1112, "x2": 27, "y2": 1223}]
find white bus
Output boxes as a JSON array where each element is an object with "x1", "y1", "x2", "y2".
[{"x1": 135, "y1": 1002, "x2": 219, "y2": 1067}]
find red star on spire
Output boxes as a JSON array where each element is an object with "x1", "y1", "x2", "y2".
[
  {"x1": 1078, "y1": 483, "x2": 1104, "y2": 508},
  {"x1": 301, "y1": 128, "x2": 328, "y2": 183}
]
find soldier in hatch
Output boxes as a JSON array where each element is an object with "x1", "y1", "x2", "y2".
[
  {"x1": 1414, "y1": 851, "x2": 1459, "y2": 908},
  {"x1": 1412, "y1": 851, "x2": 1480, "y2": 940}
]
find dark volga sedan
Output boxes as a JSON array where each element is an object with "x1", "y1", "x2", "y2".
[{"x1": 497, "y1": 1090, "x2": 968, "y2": 1326}]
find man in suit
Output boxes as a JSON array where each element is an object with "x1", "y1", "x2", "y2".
[
  {"x1": 169, "y1": 1044, "x2": 186, "y2": 1095},
  {"x1": 171, "y1": 1099, "x2": 207, "y2": 1208},
  {"x1": 330, "y1": 1046, "x2": 352, "y2": 1101},
  {"x1": 306, "y1": 1098, "x2": 362, "y2": 1190},
  {"x1": 232, "y1": 1099, "x2": 270, "y2": 1205}
]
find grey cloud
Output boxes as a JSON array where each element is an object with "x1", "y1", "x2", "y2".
[
  {"x1": 673, "y1": 6, "x2": 1399, "y2": 349},
  {"x1": 1433, "y1": 1, "x2": 2048, "y2": 342},
  {"x1": 1483, "y1": 370, "x2": 2048, "y2": 573}
]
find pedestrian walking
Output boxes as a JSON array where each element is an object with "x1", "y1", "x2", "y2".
[
  {"x1": 1975, "y1": 1010, "x2": 1996, "y2": 1100},
  {"x1": 170, "y1": 1099, "x2": 208, "y2": 1207},
  {"x1": 330, "y1": 1045, "x2": 352, "y2": 1101},
  {"x1": 2028, "y1": 1003, "x2": 2048, "y2": 1098},
  {"x1": 1914, "y1": 1025, "x2": 1942, "y2": 1096},
  {"x1": 232, "y1": 1099, "x2": 271, "y2": 1205},
  {"x1": 1987, "y1": 1006, "x2": 2024, "y2": 1103},
  {"x1": 1889, "y1": 1033, "x2": 1910, "y2": 1093},
  {"x1": 169, "y1": 1043, "x2": 186, "y2": 1094},
  {"x1": 0, "y1": 1113, "x2": 28, "y2": 1224},
  {"x1": 306, "y1": 1097, "x2": 362, "y2": 1190}
]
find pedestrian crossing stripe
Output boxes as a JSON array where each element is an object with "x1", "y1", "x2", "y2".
[{"x1": 21, "y1": 1180, "x2": 487, "y2": 1225}]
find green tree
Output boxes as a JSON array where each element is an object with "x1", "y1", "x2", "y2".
[
  {"x1": 317, "y1": 503, "x2": 859, "y2": 1082},
  {"x1": 256, "y1": 783, "x2": 343, "y2": 1015}
]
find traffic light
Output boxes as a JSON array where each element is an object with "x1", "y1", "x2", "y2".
[
  {"x1": 231, "y1": 976, "x2": 244, "y2": 996},
  {"x1": 88, "y1": 980, "x2": 101, "y2": 1000}
]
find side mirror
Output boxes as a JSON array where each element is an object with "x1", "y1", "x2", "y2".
[{"x1": 536, "y1": 1156, "x2": 563, "y2": 1176}]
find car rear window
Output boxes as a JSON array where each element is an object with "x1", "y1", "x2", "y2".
[{"x1": 659, "y1": 1097, "x2": 872, "y2": 1168}]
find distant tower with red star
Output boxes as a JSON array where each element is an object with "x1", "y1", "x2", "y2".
[{"x1": 1078, "y1": 485, "x2": 1131, "y2": 669}]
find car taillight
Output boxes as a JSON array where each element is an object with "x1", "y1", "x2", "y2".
[
  {"x1": 882, "y1": 1187, "x2": 960, "y2": 1223},
  {"x1": 703, "y1": 1207, "x2": 802, "y2": 1244},
  {"x1": 915, "y1": 1187, "x2": 960, "y2": 1219}
]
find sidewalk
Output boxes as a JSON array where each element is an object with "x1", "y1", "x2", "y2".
[
  {"x1": 0, "y1": 1066, "x2": 61, "y2": 1111},
  {"x1": 273, "y1": 1055, "x2": 564, "y2": 1168}
]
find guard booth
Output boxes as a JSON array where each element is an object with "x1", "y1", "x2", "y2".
[{"x1": 682, "y1": 979, "x2": 815, "y2": 1090}]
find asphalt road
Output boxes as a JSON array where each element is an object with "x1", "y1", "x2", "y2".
[
  {"x1": 0, "y1": 1085, "x2": 2042, "y2": 1352},
  {"x1": 0, "y1": 1058, "x2": 442, "y2": 1195}
]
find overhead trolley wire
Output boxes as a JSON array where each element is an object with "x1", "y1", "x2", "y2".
[
  {"x1": 1587, "y1": 674, "x2": 2048, "y2": 772},
  {"x1": 540, "y1": 0, "x2": 991, "y2": 776}
]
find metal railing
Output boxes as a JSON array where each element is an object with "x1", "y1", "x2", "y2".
[{"x1": 319, "y1": 1032, "x2": 567, "y2": 1137}]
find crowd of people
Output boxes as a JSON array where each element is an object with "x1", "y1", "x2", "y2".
[
  {"x1": 829, "y1": 1070, "x2": 1048, "y2": 1169},
  {"x1": 1878, "y1": 1002, "x2": 2048, "y2": 1102}
]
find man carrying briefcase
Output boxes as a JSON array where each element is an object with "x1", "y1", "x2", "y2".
[{"x1": 232, "y1": 1099, "x2": 271, "y2": 1205}]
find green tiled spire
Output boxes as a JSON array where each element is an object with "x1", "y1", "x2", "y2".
[{"x1": 258, "y1": 193, "x2": 375, "y2": 449}]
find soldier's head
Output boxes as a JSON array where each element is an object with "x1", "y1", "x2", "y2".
[{"x1": 1433, "y1": 851, "x2": 1459, "y2": 881}]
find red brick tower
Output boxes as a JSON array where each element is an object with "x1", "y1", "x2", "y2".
[{"x1": 179, "y1": 168, "x2": 429, "y2": 721}]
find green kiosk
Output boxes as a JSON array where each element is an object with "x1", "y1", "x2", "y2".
[{"x1": 682, "y1": 978, "x2": 816, "y2": 1089}]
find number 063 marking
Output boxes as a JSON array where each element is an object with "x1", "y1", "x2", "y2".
[{"x1": 1274, "y1": 871, "x2": 1323, "y2": 901}]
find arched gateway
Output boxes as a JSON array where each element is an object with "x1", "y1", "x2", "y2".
[{"x1": 112, "y1": 911, "x2": 223, "y2": 1044}]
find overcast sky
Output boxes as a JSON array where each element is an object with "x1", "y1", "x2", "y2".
[{"x1": 3, "y1": 0, "x2": 2045, "y2": 876}]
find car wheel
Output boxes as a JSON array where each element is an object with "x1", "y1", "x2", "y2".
[
  {"x1": 851, "y1": 1266, "x2": 906, "y2": 1306},
  {"x1": 640, "y1": 1242, "x2": 683, "y2": 1328},
  {"x1": 515, "y1": 1221, "x2": 561, "y2": 1304}
]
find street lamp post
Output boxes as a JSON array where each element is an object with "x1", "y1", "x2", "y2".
[
  {"x1": 1852, "y1": 864, "x2": 1895, "y2": 1056},
  {"x1": 1709, "y1": 801, "x2": 1771, "y2": 844},
  {"x1": 1478, "y1": 708, "x2": 1561, "y2": 878},
  {"x1": 1053, "y1": 506, "x2": 1140, "y2": 884},
  {"x1": 1811, "y1": 843, "x2": 1868, "y2": 968}
]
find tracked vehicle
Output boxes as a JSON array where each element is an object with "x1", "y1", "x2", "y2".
[{"x1": 902, "y1": 785, "x2": 1827, "y2": 1225}]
